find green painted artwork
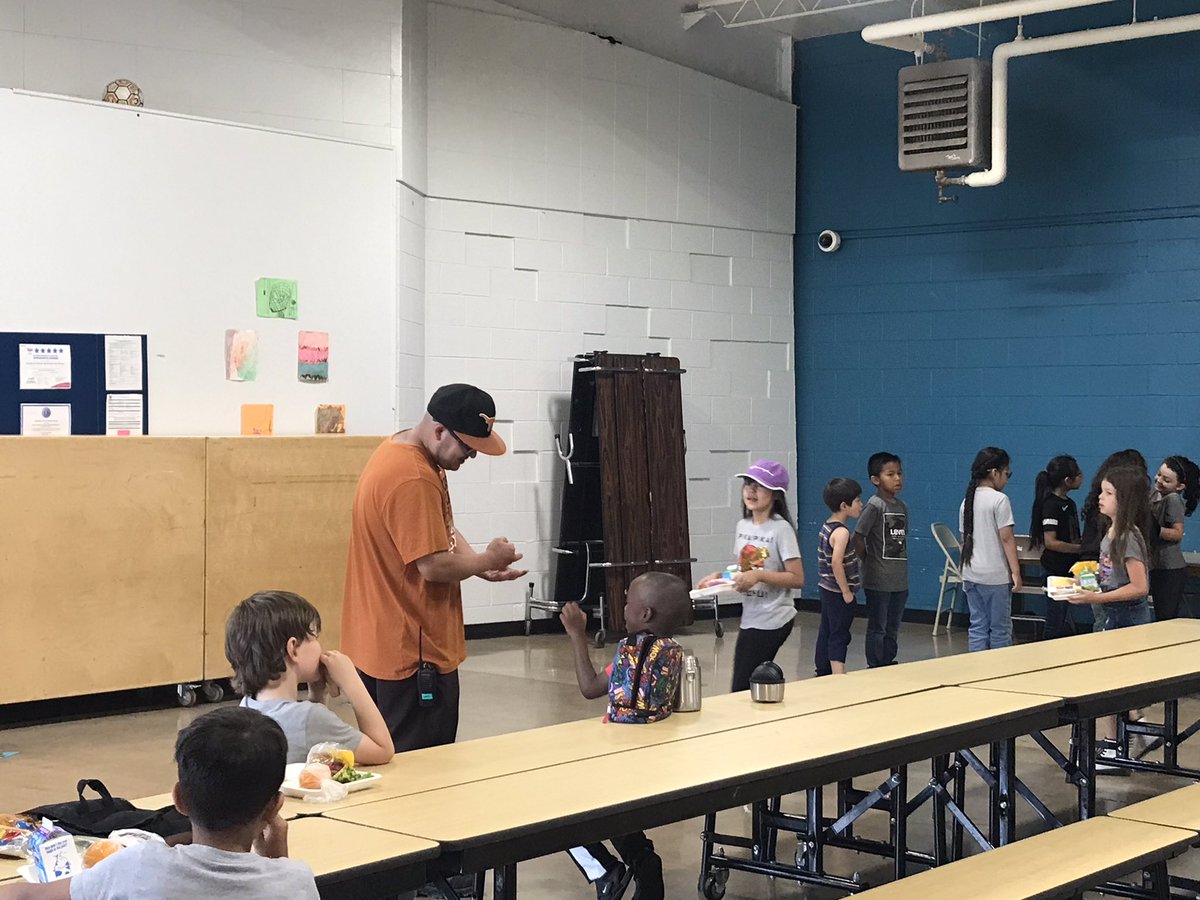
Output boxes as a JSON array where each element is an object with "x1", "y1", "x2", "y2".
[{"x1": 256, "y1": 277, "x2": 298, "y2": 319}]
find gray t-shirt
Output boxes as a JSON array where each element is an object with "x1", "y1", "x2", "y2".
[
  {"x1": 1100, "y1": 529, "x2": 1149, "y2": 597},
  {"x1": 70, "y1": 841, "x2": 319, "y2": 900},
  {"x1": 240, "y1": 696, "x2": 362, "y2": 764},
  {"x1": 733, "y1": 515, "x2": 801, "y2": 631},
  {"x1": 958, "y1": 486, "x2": 1015, "y2": 585},
  {"x1": 1151, "y1": 491, "x2": 1186, "y2": 570},
  {"x1": 854, "y1": 494, "x2": 909, "y2": 591}
]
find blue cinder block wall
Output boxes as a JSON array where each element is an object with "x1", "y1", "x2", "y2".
[{"x1": 792, "y1": 1, "x2": 1200, "y2": 610}]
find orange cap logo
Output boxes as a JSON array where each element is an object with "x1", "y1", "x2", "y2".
[{"x1": 479, "y1": 413, "x2": 496, "y2": 434}]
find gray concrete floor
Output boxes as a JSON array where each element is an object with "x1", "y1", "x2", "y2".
[{"x1": 3, "y1": 611, "x2": 1198, "y2": 898}]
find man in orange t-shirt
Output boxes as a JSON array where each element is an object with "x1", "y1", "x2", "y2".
[{"x1": 341, "y1": 384, "x2": 526, "y2": 752}]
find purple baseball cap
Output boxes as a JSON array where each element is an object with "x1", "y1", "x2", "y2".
[{"x1": 735, "y1": 459, "x2": 789, "y2": 492}]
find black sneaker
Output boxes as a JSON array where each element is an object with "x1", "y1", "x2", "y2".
[
  {"x1": 629, "y1": 851, "x2": 664, "y2": 900},
  {"x1": 416, "y1": 873, "x2": 478, "y2": 898},
  {"x1": 594, "y1": 861, "x2": 628, "y2": 900}
]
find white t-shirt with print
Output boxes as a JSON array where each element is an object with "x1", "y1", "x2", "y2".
[{"x1": 733, "y1": 515, "x2": 802, "y2": 631}]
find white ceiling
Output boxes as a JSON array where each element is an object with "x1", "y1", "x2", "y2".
[{"x1": 484, "y1": 0, "x2": 1010, "y2": 98}]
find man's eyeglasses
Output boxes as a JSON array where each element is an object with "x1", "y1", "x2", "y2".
[{"x1": 447, "y1": 428, "x2": 477, "y2": 458}]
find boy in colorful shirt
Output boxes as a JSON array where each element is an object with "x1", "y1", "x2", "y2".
[{"x1": 560, "y1": 572, "x2": 690, "y2": 900}]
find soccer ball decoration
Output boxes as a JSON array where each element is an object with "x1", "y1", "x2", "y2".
[{"x1": 102, "y1": 79, "x2": 143, "y2": 107}]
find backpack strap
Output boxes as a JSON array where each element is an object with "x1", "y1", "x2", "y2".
[{"x1": 615, "y1": 633, "x2": 659, "y2": 712}]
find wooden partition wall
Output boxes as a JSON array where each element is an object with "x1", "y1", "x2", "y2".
[
  {"x1": 0, "y1": 435, "x2": 383, "y2": 705},
  {"x1": 203, "y1": 436, "x2": 382, "y2": 678},
  {"x1": 0, "y1": 437, "x2": 206, "y2": 704}
]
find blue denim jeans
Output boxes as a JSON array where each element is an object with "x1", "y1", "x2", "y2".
[
  {"x1": 964, "y1": 581, "x2": 1012, "y2": 652},
  {"x1": 1105, "y1": 599, "x2": 1151, "y2": 629}
]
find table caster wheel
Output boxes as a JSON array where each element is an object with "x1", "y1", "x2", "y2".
[
  {"x1": 714, "y1": 621, "x2": 724, "y2": 639},
  {"x1": 177, "y1": 685, "x2": 198, "y2": 708},
  {"x1": 593, "y1": 629, "x2": 607, "y2": 649},
  {"x1": 202, "y1": 682, "x2": 225, "y2": 703},
  {"x1": 701, "y1": 870, "x2": 729, "y2": 900}
]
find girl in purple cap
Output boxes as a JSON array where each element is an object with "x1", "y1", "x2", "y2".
[{"x1": 698, "y1": 459, "x2": 805, "y2": 692}]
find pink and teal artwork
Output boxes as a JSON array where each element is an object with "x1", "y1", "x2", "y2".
[
  {"x1": 225, "y1": 329, "x2": 258, "y2": 381},
  {"x1": 298, "y1": 331, "x2": 329, "y2": 383}
]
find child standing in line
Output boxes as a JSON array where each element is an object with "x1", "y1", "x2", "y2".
[
  {"x1": 226, "y1": 590, "x2": 394, "y2": 766},
  {"x1": 815, "y1": 478, "x2": 863, "y2": 677},
  {"x1": 560, "y1": 572, "x2": 691, "y2": 900},
  {"x1": 1028, "y1": 455, "x2": 1084, "y2": 640},
  {"x1": 1068, "y1": 466, "x2": 1153, "y2": 770},
  {"x1": 854, "y1": 453, "x2": 908, "y2": 667},
  {"x1": 1080, "y1": 450, "x2": 1149, "y2": 632},
  {"x1": 697, "y1": 460, "x2": 804, "y2": 693},
  {"x1": 1149, "y1": 455, "x2": 1200, "y2": 620},
  {"x1": 959, "y1": 447, "x2": 1023, "y2": 652}
]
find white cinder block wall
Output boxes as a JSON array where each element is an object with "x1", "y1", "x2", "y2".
[
  {"x1": 421, "y1": 4, "x2": 798, "y2": 624},
  {"x1": 1, "y1": 0, "x2": 798, "y2": 627}
]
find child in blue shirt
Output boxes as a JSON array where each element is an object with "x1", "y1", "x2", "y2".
[{"x1": 560, "y1": 572, "x2": 690, "y2": 900}]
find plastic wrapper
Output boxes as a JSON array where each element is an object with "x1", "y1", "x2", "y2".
[
  {"x1": 301, "y1": 778, "x2": 349, "y2": 804},
  {"x1": 306, "y1": 743, "x2": 371, "y2": 785},
  {"x1": 0, "y1": 814, "x2": 38, "y2": 859}
]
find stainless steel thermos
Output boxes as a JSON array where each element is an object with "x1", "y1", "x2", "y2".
[{"x1": 678, "y1": 649, "x2": 702, "y2": 712}]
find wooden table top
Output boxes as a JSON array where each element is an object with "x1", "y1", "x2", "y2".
[
  {"x1": 329, "y1": 687, "x2": 1059, "y2": 859},
  {"x1": 285, "y1": 664, "x2": 940, "y2": 816},
  {"x1": 899, "y1": 619, "x2": 1200, "y2": 686},
  {"x1": 849, "y1": 815, "x2": 1196, "y2": 900},
  {"x1": 1109, "y1": 784, "x2": 1200, "y2": 832},
  {"x1": 287, "y1": 815, "x2": 437, "y2": 878},
  {"x1": 967, "y1": 641, "x2": 1200, "y2": 714},
  {"x1": 0, "y1": 855, "x2": 22, "y2": 884}
]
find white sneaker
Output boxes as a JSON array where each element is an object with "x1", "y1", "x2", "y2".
[{"x1": 1127, "y1": 718, "x2": 1153, "y2": 757}]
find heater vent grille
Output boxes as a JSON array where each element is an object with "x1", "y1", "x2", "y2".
[{"x1": 898, "y1": 59, "x2": 990, "y2": 172}]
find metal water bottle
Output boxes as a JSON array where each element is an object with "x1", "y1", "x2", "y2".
[{"x1": 678, "y1": 650, "x2": 702, "y2": 712}]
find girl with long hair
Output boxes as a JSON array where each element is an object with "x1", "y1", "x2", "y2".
[
  {"x1": 1028, "y1": 455, "x2": 1084, "y2": 639},
  {"x1": 1149, "y1": 455, "x2": 1200, "y2": 620},
  {"x1": 959, "y1": 447, "x2": 1022, "y2": 652}
]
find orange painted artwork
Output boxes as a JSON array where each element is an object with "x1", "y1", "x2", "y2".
[{"x1": 240, "y1": 404, "x2": 274, "y2": 436}]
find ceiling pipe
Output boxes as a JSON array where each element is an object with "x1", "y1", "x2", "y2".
[
  {"x1": 861, "y1": 0, "x2": 1114, "y2": 53},
  {"x1": 947, "y1": 13, "x2": 1200, "y2": 187}
]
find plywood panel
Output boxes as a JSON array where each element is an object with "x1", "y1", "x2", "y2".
[
  {"x1": 204, "y1": 436, "x2": 384, "y2": 677},
  {"x1": 0, "y1": 437, "x2": 206, "y2": 703}
]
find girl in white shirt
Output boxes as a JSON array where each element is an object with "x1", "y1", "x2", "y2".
[{"x1": 959, "y1": 447, "x2": 1022, "y2": 652}]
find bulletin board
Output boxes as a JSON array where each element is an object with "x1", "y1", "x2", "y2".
[
  {"x1": 0, "y1": 437, "x2": 206, "y2": 703},
  {"x1": 203, "y1": 435, "x2": 384, "y2": 678},
  {"x1": 0, "y1": 332, "x2": 148, "y2": 435}
]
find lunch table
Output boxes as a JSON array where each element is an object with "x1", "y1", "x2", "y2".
[
  {"x1": 969, "y1": 640, "x2": 1200, "y2": 818},
  {"x1": 286, "y1": 815, "x2": 437, "y2": 900},
  {"x1": 327, "y1": 686, "x2": 1061, "y2": 899}
]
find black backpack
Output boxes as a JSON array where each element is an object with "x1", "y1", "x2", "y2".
[{"x1": 23, "y1": 780, "x2": 190, "y2": 839}]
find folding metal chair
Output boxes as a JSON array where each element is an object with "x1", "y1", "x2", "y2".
[{"x1": 930, "y1": 522, "x2": 964, "y2": 636}]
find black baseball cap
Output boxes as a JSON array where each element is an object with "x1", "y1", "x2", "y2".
[{"x1": 427, "y1": 383, "x2": 506, "y2": 456}]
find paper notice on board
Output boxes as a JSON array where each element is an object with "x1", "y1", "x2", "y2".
[
  {"x1": 19, "y1": 344, "x2": 72, "y2": 390},
  {"x1": 20, "y1": 404, "x2": 71, "y2": 436},
  {"x1": 106, "y1": 394, "x2": 144, "y2": 435},
  {"x1": 104, "y1": 335, "x2": 143, "y2": 391}
]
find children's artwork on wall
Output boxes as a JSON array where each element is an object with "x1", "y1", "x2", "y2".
[
  {"x1": 298, "y1": 331, "x2": 329, "y2": 383},
  {"x1": 255, "y1": 277, "x2": 298, "y2": 320},
  {"x1": 315, "y1": 404, "x2": 346, "y2": 434},
  {"x1": 224, "y1": 329, "x2": 258, "y2": 381},
  {"x1": 240, "y1": 403, "x2": 274, "y2": 436}
]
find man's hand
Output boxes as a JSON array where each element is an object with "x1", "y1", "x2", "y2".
[
  {"x1": 485, "y1": 537, "x2": 522, "y2": 570},
  {"x1": 560, "y1": 601, "x2": 588, "y2": 638},
  {"x1": 480, "y1": 567, "x2": 529, "y2": 582}
]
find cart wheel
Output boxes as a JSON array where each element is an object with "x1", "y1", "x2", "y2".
[
  {"x1": 593, "y1": 629, "x2": 607, "y2": 649},
  {"x1": 177, "y1": 685, "x2": 198, "y2": 708},
  {"x1": 701, "y1": 871, "x2": 728, "y2": 900},
  {"x1": 714, "y1": 621, "x2": 724, "y2": 639},
  {"x1": 794, "y1": 845, "x2": 807, "y2": 868},
  {"x1": 201, "y1": 682, "x2": 225, "y2": 704}
]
